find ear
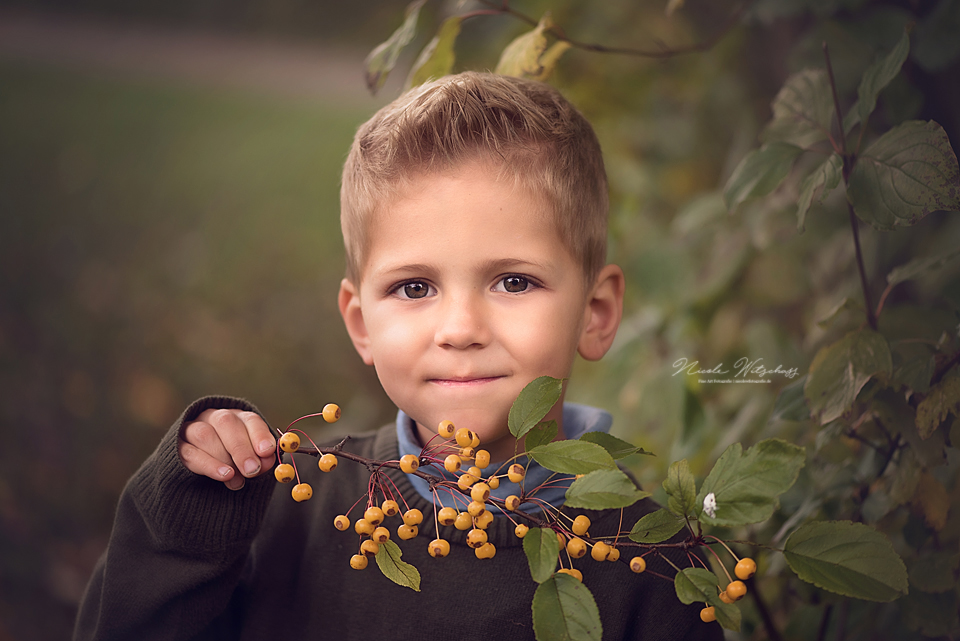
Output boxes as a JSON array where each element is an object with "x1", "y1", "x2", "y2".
[
  {"x1": 577, "y1": 264, "x2": 625, "y2": 361},
  {"x1": 338, "y1": 278, "x2": 374, "y2": 366}
]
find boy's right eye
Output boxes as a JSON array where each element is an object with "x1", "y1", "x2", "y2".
[{"x1": 395, "y1": 281, "x2": 434, "y2": 299}]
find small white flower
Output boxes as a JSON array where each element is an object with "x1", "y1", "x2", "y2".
[{"x1": 703, "y1": 492, "x2": 717, "y2": 518}]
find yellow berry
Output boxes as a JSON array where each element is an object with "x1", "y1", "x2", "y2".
[
  {"x1": 630, "y1": 556, "x2": 647, "y2": 573},
  {"x1": 397, "y1": 524, "x2": 419, "y2": 540},
  {"x1": 566, "y1": 537, "x2": 587, "y2": 559},
  {"x1": 322, "y1": 403, "x2": 341, "y2": 423},
  {"x1": 466, "y1": 528, "x2": 488, "y2": 549},
  {"x1": 558, "y1": 568, "x2": 583, "y2": 582},
  {"x1": 607, "y1": 546, "x2": 620, "y2": 562},
  {"x1": 556, "y1": 531, "x2": 566, "y2": 549},
  {"x1": 360, "y1": 539, "x2": 379, "y2": 556},
  {"x1": 350, "y1": 554, "x2": 368, "y2": 570},
  {"x1": 475, "y1": 510, "x2": 494, "y2": 529},
  {"x1": 444, "y1": 455, "x2": 462, "y2": 473},
  {"x1": 719, "y1": 591, "x2": 735, "y2": 604},
  {"x1": 402, "y1": 508, "x2": 423, "y2": 526},
  {"x1": 504, "y1": 495, "x2": 521, "y2": 511},
  {"x1": 467, "y1": 501, "x2": 487, "y2": 518},
  {"x1": 333, "y1": 514, "x2": 350, "y2": 531},
  {"x1": 381, "y1": 499, "x2": 400, "y2": 517},
  {"x1": 274, "y1": 463, "x2": 295, "y2": 483},
  {"x1": 279, "y1": 432, "x2": 300, "y2": 453},
  {"x1": 454, "y1": 511, "x2": 473, "y2": 530},
  {"x1": 457, "y1": 473, "x2": 477, "y2": 490},
  {"x1": 467, "y1": 466, "x2": 482, "y2": 478},
  {"x1": 726, "y1": 580, "x2": 747, "y2": 601},
  {"x1": 474, "y1": 449, "x2": 491, "y2": 469},
  {"x1": 700, "y1": 607, "x2": 716, "y2": 623},
  {"x1": 318, "y1": 453, "x2": 338, "y2": 472},
  {"x1": 437, "y1": 507, "x2": 458, "y2": 526},
  {"x1": 470, "y1": 482, "x2": 491, "y2": 503},
  {"x1": 438, "y1": 420, "x2": 456, "y2": 439},
  {"x1": 475, "y1": 541, "x2": 496, "y2": 559},
  {"x1": 364, "y1": 506, "x2": 385, "y2": 526},
  {"x1": 591, "y1": 541, "x2": 611, "y2": 562},
  {"x1": 399, "y1": 454, "x2": 420, "y2": 474},
  {"x1": 428, "y1": 538, "x2": 450, "y2": 557},
  {"x1": 372, "y1": 526, "x2": 390, "y2": 543},
  {"x1": 460, "y1": 447, "x2": 476, "y2": 459},
  {"x1": 515, "y1": 523, "x2": 530, "y2": 538},
  {"x1": 508, "y1": 464, "x2": 525, "y2": 483},
  {"x1": 735, "y1": 557, "x2": 757, "y2": 581},
  {"x1": 354, "y1": 518, "x2": 375, "y2": 536},
  {"x1": 572, "y1": 515, "x2": 591, "y2": 536},
  {"x1": 291, "y1": 483, "x2": 312, "y2": 502},
  {"x1": 455, "y1": 427, "x2": 475, "y2": 448},
  {"x1": 487, "y1": 475, "x2": 500, "y2": 489},
  {"x1": 470, "y1": 433, "x2": 480, "y2": 448}
]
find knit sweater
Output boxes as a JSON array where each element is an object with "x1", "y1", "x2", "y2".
[{"x1": 75, "y1": 396, "x2": 723, "y2": 641}]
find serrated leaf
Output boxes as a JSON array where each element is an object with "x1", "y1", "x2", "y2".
[
  {"x1": 784, "y1": 520, "x2": 908, "y2": 601},
  {"x1": 663, "y1": 459, "x2": 697, "y2": 517},
  {"x1": 761, "y1": 69, "x2": 835, "y2": 149},
  {"x1": 495, "y1": 14, "x2": 570, "y2": 82},
  {"x1": 564, "y1": 469, "x2": 650, "y2": 510},
  {"x1": 364, "y1": 0, "x2": 426, "y2": 94},
  {"x1": 848, "y1": 120, "x2": 960, "y2": 230},
  {"x1": 804, "y1": 329, "x2": 893, "y2": 424},
  {"x1": 891, "y1": 342, "x2": 936, "y2": 394},
  {"x1": 770, "y1": 375, "x2": 810, "y2": 422},
  {"x1": 916, "y1": 377, "x2": 960, "y2": 439},
  {"x1": 887, "y1": 247, "x2": 960, "y2": 286},
  {"x1": 674, "y1": 568, "x2": 741, "y2": 631},
  {"x1": 858, "y1": 31, "x2": 911, "y2": 128},
  {"x1": 406, "y1": 16, "x2": 463, "y2": 89},
  {"x1": 509, "y1": 376, "x2": 564, "y2": 439},
  {"x1": 723, "y1": 142, "x2": 804, "y2": 210},
  {"x1": 696, "y1": 439, "x2": 806, "y2": 526},
  {"x1": 796, "y1": 153, "x2": 842, "y2": 230},
  {"x1": 579, "y1": 432, "x2": 653, "y2": 459},
  {"x1": 528, "y1": 441, "x2": 616, "y2": 474},
  {"x1": 532, "y1": 574, "x2": 603, "y2": 641},
  {"x1": 523, "y1": 527, "x2": 560, "y2": 584},
  {"x1": 815, "y1": 296, "x2": 865, "y2": 330},
  {"x1": 525, "y1": 420, "x2": 559, "y2": 450},
  {"x1": 374, "y1": 540, "x2": 421, "y2": 592},
  {"x1": 629, "y1": 508, "x2": 686, "y2": 543}
]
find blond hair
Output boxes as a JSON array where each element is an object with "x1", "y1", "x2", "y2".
[{"x1": 340, "y1": 71, "x2": 608, "y2": 285}]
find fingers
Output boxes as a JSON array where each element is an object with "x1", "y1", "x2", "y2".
[{"x1": 179, "y1": 409, "x2": 277, "y2": 489}]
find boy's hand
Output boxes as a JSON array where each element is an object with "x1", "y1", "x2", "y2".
[{"x1": 178, "y1": 409, "x2": 276, "y2": 490}]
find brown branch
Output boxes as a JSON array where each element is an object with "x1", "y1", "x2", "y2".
[
  {"x1": 751, "y1": 577, "x2": 785, "y2": 641},
  {"x1": 931, "y1": 349, "x2": 960, "y2": 387}
]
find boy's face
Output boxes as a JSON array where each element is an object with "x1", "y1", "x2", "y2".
[{"x1": 339, "y1": 161, "x2": 618, "y2": 462}]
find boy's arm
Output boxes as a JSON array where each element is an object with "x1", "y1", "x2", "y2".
[{"x1": 74, "y1": 396, "x2": 277, "y2": 641}]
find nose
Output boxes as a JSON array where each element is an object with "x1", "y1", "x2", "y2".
[{"x1": 434, "y1": 290, "x2": 489, "y2": 349}]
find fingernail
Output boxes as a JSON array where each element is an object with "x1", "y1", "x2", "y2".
[
  {"x1": 218, "y1": 466, "x2": 233, "y2": 478},
  {"x1": 258, "y1": 439, "x2": 275, "y2": 455},
  {"x1": 244, "y1": 459, "x2": 260, "y2": 476},
  {"x1": 228, "y1": 478, "x2": 245, "y2": 491}
]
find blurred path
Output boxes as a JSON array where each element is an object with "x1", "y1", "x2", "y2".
[{"x1": 0, "y1": 7, "x2": 378, "y2": 102}]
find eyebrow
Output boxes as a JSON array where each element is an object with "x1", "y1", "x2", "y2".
[{"x1": 373, "y1": 257, "x2": 553, "y2": 279}]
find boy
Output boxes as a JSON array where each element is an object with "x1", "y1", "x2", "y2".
[{"x1": 75, "y1": 72, "x2": 719, "y2": 640}]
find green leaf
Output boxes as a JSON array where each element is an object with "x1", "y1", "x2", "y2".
[
  {"x1": 761, "y1": 69, "x2": 835, "y2": 149},
  {"x1": 524, "y1": 420, "x2": 559, "y2": 450},
  {"x1": 784, "y1": 520, "x2": 909, "y2": 601},
  {"x1": 662, "y1": 459, "x2": 697, "y2": 517},
  {"x1": 528, "y1": 441, "x2": 616, "y2": 475},
  {"x1": 887, "y1": 247, "x2": 960, "y2": 286},
  {"x1": 796, "y1": 153, "x2": 842, "y2": 231},
  {"x1": 509, "y1": 376, "x2": 564, "y2": 439},
  {"x1": 363, "y1": 0, "x2": 426, "y2": 94},
  {"x1": 696, "y1": 439, "x2": 806, "y2": 527},
  {"x1": 770, "y1": 375, "x2": 810, "y2": 422},
  {"x1": 523, "y1": 527, "x2": 560, "y2": 584},
  {"x1": 674, "y1": 568, "x2": 742, "y2": 631},
  {"x1": 564, "y1": 469, "x2": 650, "y2": 510},
  {"x1": 406, "y1": 16, "x2": 463, "y2": 89},
  {"x1": 723, "y1": 142, "x2": 804, "y2": 210},
  {"x1": 916, "y1": 376, "x2": 960, "y2": 439},
  {"x1": 495, "y1": 14, "x2": 571, "y2": 82},
  {"x1": 629, "y1": 508, "x2": 686, "y2": 543},
  {"x1": 804, "y1": 329, "x2": 893, "y2": 424},
  {"x1": 578, "y1": 432, "x2": 653, "y2": 459},
  {"x1": 815, "y1": 296, "x2": 865, "y2": 330},
  {"x1": 532, "y1": 574, "x2": 603, "y2": 641},
  {"x1": 857, "y1": 30, "x2": 911, "y2": 128},
  {"x1": 848, "y1": 120, "x2": 960, "y2": 230},
  {"x1": 374, "y1": 540, "x2": 421, "y2": 592}
]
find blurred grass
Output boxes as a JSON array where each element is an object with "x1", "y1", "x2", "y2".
[{"x1": 0, "y1": 60, "x2": 394, "y2": 640}]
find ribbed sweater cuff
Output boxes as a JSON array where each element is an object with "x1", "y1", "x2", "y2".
[{"x1": 128, "y1": 396, "x2": 276, "y2": 555}]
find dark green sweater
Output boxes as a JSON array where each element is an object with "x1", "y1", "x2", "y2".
[{"x1": 75, "y1": 396, "x2": 723, "y2": 641}]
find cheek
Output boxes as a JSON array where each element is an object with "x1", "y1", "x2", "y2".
[{"x1": 368, "y1": 313, "x2": 426, "y2": 365}]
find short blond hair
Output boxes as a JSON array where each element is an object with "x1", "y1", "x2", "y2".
[{"x1": 340, "y1": 71, "x2": 608, "y2": 285}]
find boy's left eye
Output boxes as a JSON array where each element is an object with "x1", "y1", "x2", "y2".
[{"x1": 494, "y1": 276, "x2": 530, "y2": 293}]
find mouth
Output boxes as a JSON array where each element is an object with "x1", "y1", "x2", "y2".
[{"x1": 428, "y1": 375, "x2": 505, "y2": 387}]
